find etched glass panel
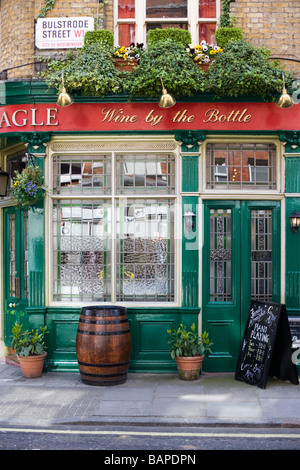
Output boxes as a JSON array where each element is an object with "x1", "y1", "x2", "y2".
[
  {"x1": 53, "y1": 155, "x2": 111, "y2": 195},
  {"x1": 53, "y1": 200, "x2": 111, "y2": 302},
  {"x1": 116, "y1": 199, "x2": 175, "y2": 301},
  {"x1": 251, "y1": 209, "x2": 273, "y2": 301},
  {"x1": 116, "y1": 154, "x2": 175, "y2": 194},
  {"x1": 206, "y1": 143, "x2": 276, "y2": 190},
  {"x1": 209, "y1": 209, "x2": 232, "y2": 301}
]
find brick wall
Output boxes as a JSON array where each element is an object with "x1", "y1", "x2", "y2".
[{"x1": 230, "y1": 0, "x2": 300, "y2": 74}]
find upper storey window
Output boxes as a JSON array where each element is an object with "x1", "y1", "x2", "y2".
[{"x1": 115, "y1": 0, "x2": 220, "y2": 46}]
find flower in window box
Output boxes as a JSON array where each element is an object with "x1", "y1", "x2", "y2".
[
  {"x1": 113, "y1": 43, "x2": 145, "y2": 70},
  {"x1": 186, "y1": 41, "x2": 223, "y2": 67},
  {"x1": 12, "y1": 164, "x2": 45, "y2": 209}
]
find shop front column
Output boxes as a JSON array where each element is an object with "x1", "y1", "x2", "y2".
[
  {"x1": 280, "y1": 131, "x2": 300, "y2": 316},
  {"x1": 175, "y1": 131, "x2": 205, "y2": 309},
  {"x1": 20, "y1": 132, "x2": 50, "y2": 329}
]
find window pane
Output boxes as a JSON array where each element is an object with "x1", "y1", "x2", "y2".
[
  {"x1": 209, "y1": 209, "x2": 232, "y2": 302},
  {"x1": 199, "y1": 22, "x2": 216, "y2": 43},
  {"x1": 53, "y1": 155, "x2": 111, "y2": 195},
  {"x1": 116, "y1": 199, "x2": 175, "y2": 302},
  {"x1": 146, "y1": 0, "x2": 187, "y2": 18},
  {"x1": 118, "y1": 0, "x2": 135, "y2": 18},
  {"x1": 116, "y1": 154, "x2": 176, "y2": 194},
  {"x1": 251, "y1": 210, "x2": 273, "y2": 302},
  {"x1": 118, "y1": 23, "x2": 136, "y2": 45},
  {"x1": 206, "y1": 143, "x2": 276, "y2": 189},
  {"x1": 199, "y1": 0, "x2": 216, "y2": 18},
  {"x1": 53, "y1": 200, "x2": 111, "y2": 302}
]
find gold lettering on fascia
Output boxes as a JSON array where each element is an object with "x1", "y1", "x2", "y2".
[
  {"x1": 203, "y1": 108, "x2": 252, "y2": 123},
  {"x1": 0, "y1": 108, "x2": 59, "y2": 128}
]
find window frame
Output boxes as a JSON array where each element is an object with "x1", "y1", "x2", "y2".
[
  {"x1": 46, "y1": 139, "x2": 181, "y2": 308},
  {"x1": 202, "y1": 137, "x2": 282, "y2": 195},
  {"x1": 114, "y1": 0, "x2": 221, "y2": 46}
]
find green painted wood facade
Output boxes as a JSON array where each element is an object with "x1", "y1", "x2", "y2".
[{"x1": 1, "y1": 81, "x2": 300, "y2": 374}]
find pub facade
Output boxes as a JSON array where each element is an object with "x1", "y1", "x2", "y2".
[{"x1": 0, "y1": 0, "x2": 299, "y2": 373}]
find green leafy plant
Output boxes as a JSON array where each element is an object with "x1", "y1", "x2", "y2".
[
  {"x1": 83, "y1": 29, "x2": 114, "y2": 51},
  {"x1": 38, "y1": 0, "x2": 56, "y2": 18},
  {"x1": 126, "y1": 39, "x2": 206, "y2": 99},
  {"x1": 11, "y1": 322, "x2": 47, "y2": 357},
  {"x1": 215, "y1": 0, "x2": 243, "y2": 48},
  {"x1": 208, "y1": 40, "x2": 292, "y2": 99},
  {"x1": 40, "y1": 42, "x2": 124, "y2": 97},
  {"x1": 12, "y1": 164, "x2": 45, "y2": 209},
  {"x1": 167, "y1": 323, "x2": 213, "y2": 359},
  {"x1": 148, "y1": 28, "x2": 191, "y2": 48}
]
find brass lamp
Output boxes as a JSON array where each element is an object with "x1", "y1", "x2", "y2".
[
  {"x1": 276, "y1": 73, "x2": 293, "y2": 108},
  {"x1": 56, "y1": 73, "x2": 73, "y2": 107},
  {"x1": 159, "y1": 78, "x2": 176, "y2": 108}
]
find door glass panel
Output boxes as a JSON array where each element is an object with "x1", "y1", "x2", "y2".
[
  {"x1": 209, "y1": 209, "x2": 232, "y2": 301},
  {"x1": 251, "y1": 209, "x2": 273, "y2": 301},
  {"x1": 9, "y1": 214, "x2": 16, "y2": 297},
  {"x1": 199, "y1": 0, "x2": 216, "y2": 18}
]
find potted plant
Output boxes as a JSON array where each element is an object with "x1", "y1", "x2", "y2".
[
  {"x1": 12, "y1": 164, "x2": 45, "y2": 209},
  {"x1": 11, "y1": 322, "x2": 48, "y2": 378},
  {"x1": 185, "y1": 41, "x2": 223, "y2": 72},
  {"x1": 113, "y1": 43, "x2": 145, "y2": 70},
  {"x1": 167, "y1": 323, "x2": 213, "y2": 380}
]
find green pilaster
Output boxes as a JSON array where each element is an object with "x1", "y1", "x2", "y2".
[
  {"x1": 175, "y1": 130, "x2": 205, "y2": 192},
  {"x1": 284, "y1": 137, "x2": 300, "y2": 315},
  {"x1": 181, "y1": 196, "x2": 199, "y2": 308}
]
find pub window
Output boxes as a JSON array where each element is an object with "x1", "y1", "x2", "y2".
[
  {"x1": 115, "y1": 0, "x2": 220, "y2": 46},
  {"x1": 206, "y1": 143, "x2": 277, "y2": 190},
  {"x1": 51, "y1": 152, "x2": 176, "y2": 304}
]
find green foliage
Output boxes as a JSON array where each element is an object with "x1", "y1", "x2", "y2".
[
  {"x1": 126, "y1": 39, "x2": 206, "y2": 99},
  {"x1": 83, "y1": 29, "x2": 114, "y2": 51},
  {"x1": 215, "y1": 27, "x2": 243, "y2": 48},
  {"x1": 219, "y1": 0, "x2": 234, "y2": 27},
  {"x1": 11, "y1": 322, "x2": 47, "y2": 357},
  {"x1": 40, "y1": 43, "x2": 123, "y2": 97},
  {"x1": 167, "y1": 323, "x2": 213, "y2": 360},
  {"x1": 208, "y1": 40, "x2": 292, "y2": 99},
  {"x1": 148, "y1": 28, "x2": 191, "y2": 48},
  {"x1": 12, "y1": 164, "x2": 45, "y2": 209},
  {"x1": 38, "y1": 0, "x2": 56, "y2": 18}
]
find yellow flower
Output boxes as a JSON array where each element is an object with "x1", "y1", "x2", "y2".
[{"x1": 13, "y1": 181, "x2": 19, "y2": 187}]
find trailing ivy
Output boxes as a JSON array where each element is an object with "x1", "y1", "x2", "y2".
[
  {"x1": 40, "y1": 43, "x2": 124, "y2": 97},
  {"x1": 126, "y1": 39, "x2": 206, "y2": 99},
  {"x1": 207, "y1": 40, "x2": 293, "y2": 100},
  {"x1": 38, "y1": 0, "x2": 56, "y2": 18}
]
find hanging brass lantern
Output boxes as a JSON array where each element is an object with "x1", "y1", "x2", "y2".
[
  {"x1": 159, "y1": 78, "x2": 176, "y2": 108},
  {"x1": 56, "y1": 73, "x2": 73, "y2": 107}
]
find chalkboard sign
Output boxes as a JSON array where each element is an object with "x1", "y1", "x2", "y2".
[
  {"x1": 235, "y1": 300, "x2": 299, "y2": 389},
  {"x1": 289, "y1": 317, "x2": 300, "y2": 348}
]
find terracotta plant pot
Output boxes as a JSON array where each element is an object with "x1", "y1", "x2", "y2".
[
  {"x1": 18, "y1": 352, "x2": 47, "y2": 378},
  {"x1": 196, "y1": 63, "x2": 210, "y2": 73},
  {"x1": 175, "y1": 355, "x2": 204, "y2": 381},
  {"x1": 113, "y1": 58, "x2": 139, "y2": 71}
]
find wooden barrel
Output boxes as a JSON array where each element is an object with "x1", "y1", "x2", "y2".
[{"x1": 76, "y1": 306, "x2": 131, "y2": 386}]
